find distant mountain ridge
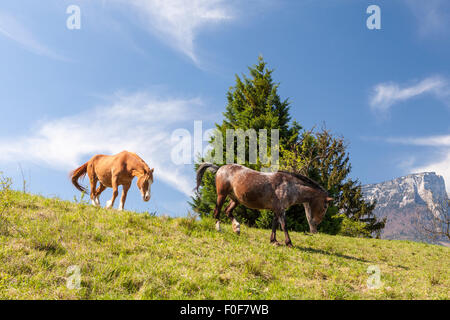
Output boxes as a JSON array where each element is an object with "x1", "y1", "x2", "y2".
[{"x1": 362, "y1": 172, "x2": 449, "y2": 244}]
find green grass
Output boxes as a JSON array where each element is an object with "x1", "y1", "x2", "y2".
[{"x1": 0, "y1": 190, "x2": 449, "y2": 300}]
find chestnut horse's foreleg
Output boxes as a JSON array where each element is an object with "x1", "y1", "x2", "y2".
[
  {"x1": 213, "y1": 195, "x2": 226, "y2": 231},
  {"x1": 278, "y1": 211, "x2": 293, "y2": 247},
  {"x1": 225, "y1": 200, "x2": 240, "y2": 235},
  {"x1": 106, "y1": 176, "x2": 119, "y2": 209},
  {"x1": 118, "y1": 183, "x2": 131, "y2": 211}
]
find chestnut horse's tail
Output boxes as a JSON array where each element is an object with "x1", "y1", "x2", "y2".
[
  {"x1": 195, "y1": 163, "x2": 219, "y2": 194},
  {"x1": 70, "y1": 162, "x2": 88, "y2": 192}
]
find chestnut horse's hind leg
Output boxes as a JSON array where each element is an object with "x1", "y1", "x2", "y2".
[
  {"x1": 94, "y1": 183, "x2": 107, "y2": 206},
  {"x1": 89, "y1": 174, "x2": 99, "y2": 207},
  {"x1": 118, "y1": 183, "x2": 131, "y2": 211}
]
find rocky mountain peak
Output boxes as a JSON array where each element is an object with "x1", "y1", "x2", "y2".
[
  {"x1": 362, "y1": 172, "x2": 449, "y2": 243},
  {"x1": 362, "y1": 172, "x2": 448, "y2": 219}
]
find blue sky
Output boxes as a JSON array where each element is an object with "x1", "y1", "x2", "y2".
[{"x1": 0, "y1": 0, "x2": 449, "y2": 215}]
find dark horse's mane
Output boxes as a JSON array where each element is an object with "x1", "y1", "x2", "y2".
[{"x1": 278, "y1": 171, "x2": 327, "y2": 193}]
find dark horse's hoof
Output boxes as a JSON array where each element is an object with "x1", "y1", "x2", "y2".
[{"x1": 286, "y1": 242, "x2": 293, "y2": 248}]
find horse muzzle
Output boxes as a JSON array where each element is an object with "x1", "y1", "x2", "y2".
[
  {"x1": 143, "y1": 192, "x2": 151, "y2": 202},
  {"x1": 309, "y1": 222, "x2": 318, "y2": 234}
]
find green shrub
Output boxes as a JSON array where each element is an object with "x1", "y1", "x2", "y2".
[{"x1": 336, "y1": 214, "x2": 371, "y2": 238}]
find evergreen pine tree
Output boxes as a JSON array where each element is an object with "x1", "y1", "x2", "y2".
[{"x1": 190, "y1": 56, "x2": 300, "y2": 226}]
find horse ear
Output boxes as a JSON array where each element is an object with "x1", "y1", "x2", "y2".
[{"x1": 326, "y1": 197, "x2": 334, "y2": 202}]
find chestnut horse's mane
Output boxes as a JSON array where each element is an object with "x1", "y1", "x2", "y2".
[
  {"x1": 128, "y1": 152, "x2": 150, "y2": 172},
  {"x1": 278, "y1": 171, "x2": 327, "y2": 193}
]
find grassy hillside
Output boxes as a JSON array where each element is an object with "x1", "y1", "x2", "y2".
[{"x1": 0, "y1": 190, "x2": 449, "y2": 300}]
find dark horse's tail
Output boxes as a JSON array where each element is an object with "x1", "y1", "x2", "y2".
[
  {"x1": 70, "y1": 162, "x2": 88, "y2": 192},
  {"x1": 195, "y1": 163, "x2": 219, "y2": 194}
]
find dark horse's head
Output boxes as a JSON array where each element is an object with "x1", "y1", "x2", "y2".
[
  {"x1": 281, "y1": 171, "x2": 333, "y2": 233},
  {"x1": 306, "y1": 192, "x2": 334, "y2": 233}
]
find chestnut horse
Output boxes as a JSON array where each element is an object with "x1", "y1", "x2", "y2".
[
  {"x1": 70, "y1": 151, "x2": 154, "y2": 211},
  {"x1": 196, "y1": 163, "x2": 333, "y2": 247}
]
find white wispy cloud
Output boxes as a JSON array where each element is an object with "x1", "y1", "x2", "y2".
[
  {"x1": 387, "y1": 134, "x2": 450, "y2": 193},
  {"x1": 386, "y1": 134, "x2": 450, "y2": 147},
  {"x1": 404, "y1": 0, "x2": 450, "y2": 36},
  {"x1": 115, "y1": 0, "x2": 234, "y2": 64},
  {"x1": 0, "y1": 11, "x2": 67, "y2": 61},
  {"x1": 369, "y1": 76, "x2": 450, "y2": 114},
  {"x1": 0, "y1": 92, "x2": 208, "y2": 196}
]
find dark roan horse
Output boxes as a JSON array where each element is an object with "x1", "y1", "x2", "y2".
[{"x1": 196, "y1": 163, "x2": 333, "y2": 247}]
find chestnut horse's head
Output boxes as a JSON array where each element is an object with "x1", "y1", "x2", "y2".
[
  {"x1": 307, "y1": 194, "x2": 334, "y2": 233},
  {"x1": 136, "y1": 168, "x2": 154, "y2": 202}
]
